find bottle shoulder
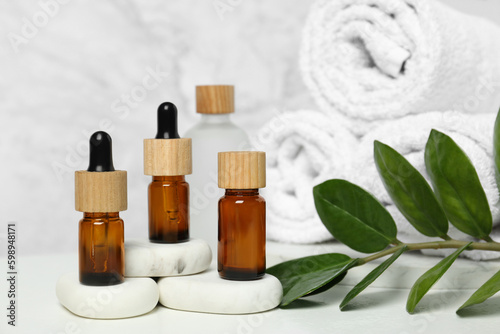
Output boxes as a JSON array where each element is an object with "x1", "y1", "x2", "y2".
[
  {"x1": 186, "y1": 125, "x2": 250, "y2": 152},
  {"x1": 149, "y1": 179, "x2": 189, "y2": 189},
  {"x1": 79, "y1": 216, "x2": 124, "y2": 225},
  {"x1": 219, "y1": 194, "x2": 265, "y2": 203}
]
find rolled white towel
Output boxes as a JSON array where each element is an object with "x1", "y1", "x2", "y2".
[
  {"x1": 301, "y1": 0, "x2": 500, "y2": 136},
  {"x1": 352, "y1": 111, "x2": 500, "y2": 260},
  {"x1": 252, "y1": 110, "x2": 359, "y2": 243}
]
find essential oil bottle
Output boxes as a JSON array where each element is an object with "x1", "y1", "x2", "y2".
[
  {"x1": 75, "y1": 131, "x2": 127, "y2": 286},
  {"x1": 185, "y1": 85, "x2": 250, "y2": 252},
  {"x1": 144, "y1": 102, "x2": 192, "y2": 243},
  {"x1": 218, "y1": 151, "x2": 266, "y2": 280}
]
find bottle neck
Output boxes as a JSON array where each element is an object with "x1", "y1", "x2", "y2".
[
  {"x1": 225, "y1": 189, "x2": 259, "y2": 196},
  {"x1": 152, "y1": 175, "x2": 185, "y2": 182},
  {"x1": 83, "y1": 212, "x2": 120, "y2": 219},
  {"x1": 199, "y1": 113, "x2": 232, "y2": 124}
]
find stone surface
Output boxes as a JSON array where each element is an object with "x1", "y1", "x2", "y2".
[
  {"x1": 56, "y1": 272, "x2": 159, "y2": 319},
  {"x1": 158, "y1": 268, "x2": 282, "y2": 314},
  {"x1": 125, "y1": 238, "x2": 212, "y2": 277}
]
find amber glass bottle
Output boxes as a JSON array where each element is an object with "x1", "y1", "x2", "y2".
[
  {"x1": 218, "y1": 189, "x2": 265, "y2": 280},
  {"x1": 144, "y1": 102, "x2": 192, "y2": 243},
  {"x1": 75, "y1": 131, "x2": 127, "y2": 286},
  {"x1": 79, "y1": 212, "x2": 124, "y2": 285},
  {"x1": 218, "y1": 151, "x2": 266, "y2": 280},
  {"x1": 148, "y1": 175, "x2": 189, "y2": 242}
]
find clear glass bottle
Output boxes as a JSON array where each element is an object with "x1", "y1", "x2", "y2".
[
  {"x1": 217, "y1": 151, "x2": 266, "y2": 280},
  {"x1": 144, "y1": 102, "x2": 192, "y2": 243},
  {"x1": 75, "y1": 131, "x2": 127, "y2": 286},
  {"x1": 185, "y1": 85, "x2": 250, "y2": 252}
]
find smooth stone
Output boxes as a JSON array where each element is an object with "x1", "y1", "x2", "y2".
[
  {"x1": 125, "y1": 238, "x2": 212, "y2": 277},
  {"x1": 56, "y1": 272, "x2": 159, "y2": 319},
  {"x1": 158, "y1": 268, "x2": 283, "y2": 314}
]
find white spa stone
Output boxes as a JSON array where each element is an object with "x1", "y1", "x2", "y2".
[
  {"x1": 56, "y1": 272, "x2": 159, "y2": 319},
  {"x1": 125, "y1": 238, "x2": 212, "y2": 277},
  {"x1": 158, "y1": 268, "x2": 283, "y2": 314}
]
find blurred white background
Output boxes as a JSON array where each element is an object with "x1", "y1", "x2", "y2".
[{"x1": 1, "y1": 0, "x2": 499, "y2": 256}]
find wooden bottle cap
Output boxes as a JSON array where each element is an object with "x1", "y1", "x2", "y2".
[
  {"x1": 218, "y1": 151, "x2": 266, "y2": 189},
  {"x1": 196, "y1": 85, "x2": 234, "y2": 114},
  {"x1": 75, "y1": 171, "x2": 127, "y2": 212},
  {"x1": 144, "y1": 138, "x2": 192, "y2": 176}
]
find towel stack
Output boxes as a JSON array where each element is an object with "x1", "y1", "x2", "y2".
[
  {"x1": 258, "y1": 110, "x2": 357, "y2": 243},
  {"x1": 301, "y1": 0, "x2": 500, "y2": 136},
  {"x1": 257, "y1": 0, "x2": 500, "y2": 259}
]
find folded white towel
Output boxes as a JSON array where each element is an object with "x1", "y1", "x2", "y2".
[
  {"x1": 258, "y1": 109, "x2": 500, "y2": 259},
  {"x1": 301, "y1": 0, "x2": 500, "y2": 136},
  {"x1": 252, "y1": 110, "x2": 359, "y2": 243},
  {"x1": 352, "y1": 111, "x2": 500, "y2": 260}
]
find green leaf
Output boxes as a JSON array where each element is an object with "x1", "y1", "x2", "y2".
[
  {"x1": 374, "y1": 141, "x2": 448, "y2": 238},
  {"x1": 313, "y1": 180, "x2": 397, "y2": 253},
  {"x1": 304, "y1": 272, "x2": 347, "y2": 296},
  {"x1": 340, "y1": 245, "x2": 408, "y2": 310},
  {"x1": 494, "y1": 109, "x2": 500, "y2": 189},
  {"x1": 266, "y1": 253, "x2": 358, "y2": 306},
  {"x1": 406, "y1": 242, "x2": 472, "y2": 313},
  {"x1": 424, "y1": 130, "x2": 492, "y2": 239},
  {"x1": 457, "y1": 269, "x2": 500, "y2": 312}
]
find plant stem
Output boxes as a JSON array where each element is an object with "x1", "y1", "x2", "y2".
[{"x1": 357, "y1": 240, "x2": 500, "y2": 265}]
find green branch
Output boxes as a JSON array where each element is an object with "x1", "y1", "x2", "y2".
[{"x1": 357, "y1": 239, "x2": 500, "y2": 265}]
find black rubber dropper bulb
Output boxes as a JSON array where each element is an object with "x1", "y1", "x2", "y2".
[
  {"x1": 87, "y1": 131, "x2": 115, "y2": 172},
  {"x1": 156, "y1": 102, "x2": 180, "y2": 139}
]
